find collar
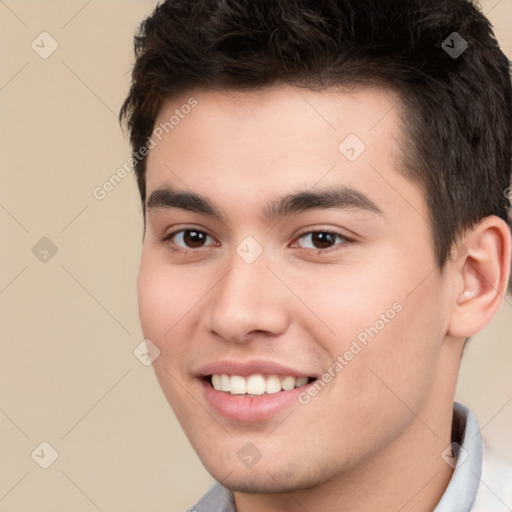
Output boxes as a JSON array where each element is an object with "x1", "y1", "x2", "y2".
[{"x1": 434, "y1": 401, "x2": 483, "y2": 511}]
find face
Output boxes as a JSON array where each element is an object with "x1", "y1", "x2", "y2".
[{"x1": 137, "y1": 85, "x2": 457, "y2": 493}]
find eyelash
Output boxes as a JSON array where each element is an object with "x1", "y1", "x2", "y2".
[{"x1": 161, "y1": 228, "x2": 353, "y2": 255}]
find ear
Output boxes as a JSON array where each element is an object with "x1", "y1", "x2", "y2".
[{"x1": 448, "y1": 216, "x2": 511, "y2": 339}]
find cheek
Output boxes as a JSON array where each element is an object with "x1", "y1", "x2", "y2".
[
  {"x1": 354, "y1": 280, "x2": 446, "y2": 416},
  {"x1": 306, "y1": 259, "x2": 443, "y2": 401},
  {"x1": 136, "y1": 256, "x2": 200, "y2": 417},
  {"x1": 293, "y1": 262, "x2": 400, "y2": 346},
  {"x1": 137, "y1": 247, "x2": 197, "y2": 323},
  {"x1": 137, "y1": 259, "x2": 170, "y2": 341},
  {"x1": 136, "y1": 253, "x2": 193, "y2": 354}
]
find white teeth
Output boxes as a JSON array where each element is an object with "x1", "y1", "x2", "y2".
[
  {"x1": 246, "y1": 374, "x2": 266, "y2": 395},
  {"x1": 220, "y1": 374, "x2": 230, "y2": 392},
  {"x1": 210, "y1": 373, "x2": 311, "y2": 395},
  {"x1": 265, "y1": 375, "x2": 282, "y2": 394},
  {"x1": 295, "y1": 377, "x2": 308, "y2": 387},
  {"x1": 230, "y1": 375, "x2": 247, "y2": 394},
  {"x1": 281, "y1": 376, "x2": 295, "y2": 391}
]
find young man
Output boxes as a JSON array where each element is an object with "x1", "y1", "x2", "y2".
[{"x1": 120, "y1": 0, "x2": 512, "y2": 510}]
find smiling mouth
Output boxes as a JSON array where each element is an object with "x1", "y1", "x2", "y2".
[{"x1": 207, "y1": 374, "x2": 316, "y2": 396}]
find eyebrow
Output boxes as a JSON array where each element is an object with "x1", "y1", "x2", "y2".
[{"x1": 145, "y1": 185, "x2": 383, "y2": 221}]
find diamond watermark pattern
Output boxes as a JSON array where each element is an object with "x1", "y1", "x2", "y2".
[
  {"x1": 31, "y1": 441, "x2": 59, "y2": 469},
  {"x1": 31, "y1": 32, "x2": 59, "y2": 59},
  {"x1": 441, "y1": 32, "x2": 468, "y2": 59},
  {"x1": 236, "y1": 236, "x2": 263, "y2": 264},
  {"x1": 338, "y1": 134, "x2": 366, "y2": 162},
  {"x1": 441, "y1": 442, "x2": 469, "y2": 469},
  {"x1": 32, "y1": 237, "x2": 58, "y2": 263},
  {"x1": 237, "y1": 442, "x2": 263, "y2": 468},
  {"x1": 134, "y1": 339, "x2": 161, "y2": 366}
]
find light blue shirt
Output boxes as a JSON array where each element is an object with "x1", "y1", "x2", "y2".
[{"x1": 189, "y1": 402, "x2": 512, "y2": 511}]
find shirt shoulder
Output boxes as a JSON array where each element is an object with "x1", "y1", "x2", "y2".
[
  {"x1": 472, "y1": 446, "x2": 512, "y2": 512},
  {"x1": 189, "y1": 482, "x2": 235, "y2": 512}
]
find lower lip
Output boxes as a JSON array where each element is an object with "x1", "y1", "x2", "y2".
[{"x1": 201, "y1": 379, "x2": 309, "y2": 422}]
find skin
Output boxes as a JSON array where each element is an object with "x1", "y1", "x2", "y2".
[{"x1": 137, "y1": 85, "x2": 511, "y2": 511}]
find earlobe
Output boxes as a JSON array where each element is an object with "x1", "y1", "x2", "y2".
[{"x1": 448, "y1": 216, "x2": 511, "y2": 339}]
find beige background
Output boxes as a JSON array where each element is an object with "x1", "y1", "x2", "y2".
[{"x1": 0, "y1": 1, "x2": 511, "y2": 510}]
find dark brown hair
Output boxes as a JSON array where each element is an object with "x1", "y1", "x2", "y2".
[{"x1": 120, "y1": 0, "x2": 512, "y2": 280}]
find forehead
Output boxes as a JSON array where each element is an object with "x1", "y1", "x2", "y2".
[
  {"x1": 150, "y1": 84, "x2": 403, "y2": 161},
  {"x1": 145, "y1": 85, "x2": 424, "y2": 225}
]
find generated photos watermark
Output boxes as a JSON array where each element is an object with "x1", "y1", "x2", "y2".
[
  {"x1": 298, "y1": 301, "x2": 403, "y2": 405},
  {"x1": 92, "y1": 97, "x2": 198, "y2": 200}
]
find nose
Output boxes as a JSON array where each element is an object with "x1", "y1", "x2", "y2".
[{"x1": 205, "y1": 254, "x2": 291, "y2": 343}]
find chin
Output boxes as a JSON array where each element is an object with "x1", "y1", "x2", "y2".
[{"x1": 203, "y1": 459, "x2": 328, "y2": 495}]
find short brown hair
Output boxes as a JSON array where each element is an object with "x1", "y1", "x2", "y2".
[{"x1": 120, "y1": 0, "x2": 512, "y2": 281}]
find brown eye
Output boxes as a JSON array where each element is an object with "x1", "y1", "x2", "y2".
[
  {"x1": 296, "y1": 231, "x2": 346, "y2": 250},
  {"x1": 165, "y1": 229, "x2": 216, "y2": 250},
  {"x1": 311, "y1": 232, "x2": 337, "y2": 249},
  {"x1": 182, "y1": 230, "x2": 207, "y2": 248}
]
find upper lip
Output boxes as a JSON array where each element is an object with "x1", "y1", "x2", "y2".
[{"x1": 195, "y1": 359, "x2": 316, "y2": 379}]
